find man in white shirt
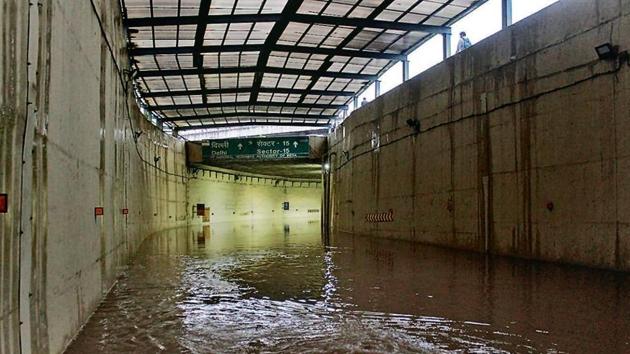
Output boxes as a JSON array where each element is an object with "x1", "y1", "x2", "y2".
[{"x1": 456, "y1": 31, "x2": 472, "y2": 53}]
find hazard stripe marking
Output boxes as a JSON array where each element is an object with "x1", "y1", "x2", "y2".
[{"x1": 364, "y1": 209, "x2": 394, "y2": 223}]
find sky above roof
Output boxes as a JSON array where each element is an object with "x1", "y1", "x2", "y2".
[{"x1": 356, "y1": 0, "x2": 559, "y2": 107}]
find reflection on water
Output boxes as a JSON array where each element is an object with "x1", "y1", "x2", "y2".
[{"x1": 67, "y1": 221, "x2": 630, "y2": 353}]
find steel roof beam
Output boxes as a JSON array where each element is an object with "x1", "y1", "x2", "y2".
[
  {"x1": 253, "y1": 128, "x2": 330, "y2": 138},
  {"x1": 296, "y1": 0, "x2": 396, "y2": 106},
  {"x1": 131, "y1": 44, "x2": 265, "y2": 55},
  {"x1": 249, "y1": 1, "x2": 305, "y2": 104},
  {"x1": 161, "y1": 112, "x2": 337, "y2": 122},
  {"x1": 148, "y1": 101, "x2": 347, "y2": 111},
  {"x1": 130, "y1": 44, "x2": 406, "y2": 60},
  {"x1": 292, "y1": 14, "x2": 451, "y2": 33},
  {"x1": 126, "y1": 14, "x2": 282, "y2": 27},
  {"x1": 193, "y1": 0, "x2": 212, "y2": 104},
  {"x1": 142, "y1": 87, "x2": 355, "y2": 98},
  {"x1": 126, "y1": 14, "x2": 450, "y2": 34},
  {"x1": 175, "y1": 121, "x2": 331, "y2": 132},
  {"x1": 137, "y1": 66, "x2": 377, "y2": 80}
]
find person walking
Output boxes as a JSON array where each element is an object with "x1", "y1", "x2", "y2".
[
  {"x1": 361, "y1": 97, "x2": 368, "y2": 107},
  {"x1": 456, "y1": 31, "x2": 472, "y2": 53}
]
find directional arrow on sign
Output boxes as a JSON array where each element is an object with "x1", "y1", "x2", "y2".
[
  {"x1": 237, "y1": 143, "x2": 243, "y2": 150},
  {"x1": 293, "y1": 141, "x2": 299, "y2": 148}
]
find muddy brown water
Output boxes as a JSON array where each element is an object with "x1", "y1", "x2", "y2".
[{"x1": 66, "y1": 221, "x2": 630, "y2": 353}]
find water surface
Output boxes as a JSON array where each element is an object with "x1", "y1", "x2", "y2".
[{"x1": 67, "y1": 221, "x2": 630, "y2": 353}]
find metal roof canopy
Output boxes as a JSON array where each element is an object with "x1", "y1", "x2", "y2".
[{"x1": 122, "y1": 0, "x2": 484, "y2": 133}]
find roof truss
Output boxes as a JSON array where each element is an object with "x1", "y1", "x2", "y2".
[
  {"x1": 126, "y1": 14, "x2": 451, "y2": 34},
  {"x1": 137, "y1": 66, "x2": 378, "y2": 81},
  {"x1": 130, "y1": 44, "x2": 406, "y2": 61},
  {"x1": 142, "y1": 87, "x2": 354, "y2": 98},
  {"x1": 121, "y1": 0, "x2": 483, "y2": 132},
  {"x1": 148, "y1": 101, "x2": 347, "y2": 111},
  {"x1": 161, "y1": 112, "x2": 336, "y2": 123},
  {"x1": 175, "y1": 121, "x2": 331, "y2": 132}
]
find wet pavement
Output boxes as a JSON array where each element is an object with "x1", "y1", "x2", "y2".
[{"x1": 66, "y1": 220, "x2": 630, "y2": 353}]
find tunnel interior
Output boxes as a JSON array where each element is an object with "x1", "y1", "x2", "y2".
[
  {"x1": 184, "y1": 136, "x2": 326, "y2": 224},
  {"x1": 2, "y1": 0, "x2": 630, "y2": 353}
]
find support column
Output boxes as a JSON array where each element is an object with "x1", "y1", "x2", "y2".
[
  {"x1": 353, "y1": 96, "x2": 358, "y2": 110},
  {"x1": 442, "y1": 33, "x2": 452, "y2": 59},
  {"x1": 375, "y1": 80, "x2": 381, "y2": 97},
  {"x1": 502, "y1": 0, "x2": 512, "y2": 28},
  {"x1": 402, "y1": 57, "x2": 410, "y2": 81}
]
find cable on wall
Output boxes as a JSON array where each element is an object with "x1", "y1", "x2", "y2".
[
  {"x1": 331, "y1": 59, "x2": 626, "y2": 172},
  {"x1": 88, "y1": 0, "x2": 190, "y2": 181}
]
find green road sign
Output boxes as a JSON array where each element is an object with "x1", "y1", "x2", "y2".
[{"x1": 202, "y1": 137, "x2": 310, "y2": 160}]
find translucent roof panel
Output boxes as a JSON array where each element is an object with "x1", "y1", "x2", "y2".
[{"x1": 122, "y1": 0, "x2": 483, "y2": 132}]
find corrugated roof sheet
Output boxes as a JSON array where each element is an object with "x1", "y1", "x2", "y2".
[{"x1": 122, "y1": 0, "x2": 483, "y2": 132}]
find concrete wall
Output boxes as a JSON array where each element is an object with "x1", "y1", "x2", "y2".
[
  {"x1": 1, "y1": 1, "x2": 29, "y2": 352},
  {"x1": 329, "y1": 0, "x2": 630, "y2": 271},
  {"x1": 189, "y1": 169, "x2": 322, "y2": 224},
  {"x1": 0, "y1": 1, "x2": 188, "y2": 353}
]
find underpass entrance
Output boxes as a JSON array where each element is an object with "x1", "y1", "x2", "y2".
[{"x1": 185, "y1": 136, "x2": 326, "y2": 226}]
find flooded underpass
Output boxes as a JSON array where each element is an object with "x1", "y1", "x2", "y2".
[{"x1": 66, "y1": 221, "x2": 630, "y2": 353}]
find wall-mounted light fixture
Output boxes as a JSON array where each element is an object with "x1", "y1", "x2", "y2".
[
  {"x1": 406, "y1": 118, "x2": 421, "y2": 134},
  {"x1": 324, "y1": 163, "x2": 330, "y2": 171},
  {"x1": 595, "y1": 43, "x2": 619, "y2": 60},
  {"x1": 154, "y1": 156, "x2": 161, "y2": 164},
  {"x1": 595, "y1": 43, "x2": 630, "y2": 68},
  {"x1": 546, "y1": 201, "x2": 555, "y2": 212},
  {"x1": 124, "y1": 67, "x2": 139, "y2": 80},
  {"x1": 133, "y1": 130, "x2": 143, "y2": 140}
]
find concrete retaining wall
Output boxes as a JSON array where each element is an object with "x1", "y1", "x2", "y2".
[
  {"x1": 329, "y1": 0, "x2": 630, "y2": 271},
  {"x1": 189, "y1": 170, "x2": 322, "y2": 224},
  {"x1": 0, "y1": 1, "x2": 188, "y2": 353},
  {"x1": 0, "y1": 1, "x2": 29, "y2": 352}
]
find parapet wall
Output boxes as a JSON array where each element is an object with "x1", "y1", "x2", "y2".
[
  {"x1": 329, "y1": 0, "x2": 630, "y2": 271},
  {"x1": 0, "y1": 1, "x2": 188, "y2": 353}
]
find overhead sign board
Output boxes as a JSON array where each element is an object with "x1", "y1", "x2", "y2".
[{"x1": 202, "y1": 137, "x2": 310, "y2": 160}]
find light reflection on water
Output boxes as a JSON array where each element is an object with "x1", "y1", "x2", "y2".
[{"x1": 67, "y1": 221, "x2": 630, "y2": 353}]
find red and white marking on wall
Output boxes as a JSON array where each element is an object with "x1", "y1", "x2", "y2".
[{"x1": 365, "y1": 209, "x2": 394, "y2": 223}]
